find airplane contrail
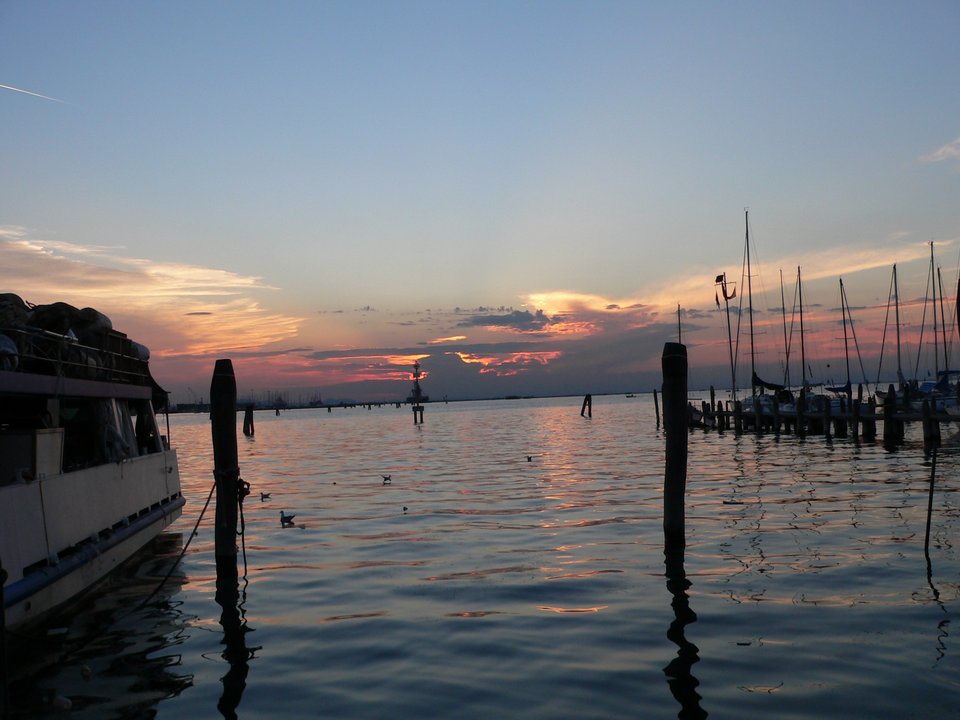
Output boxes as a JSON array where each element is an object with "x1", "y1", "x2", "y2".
[{"x1": 0, "y1": 83, "x2": 66, "y2": 103}]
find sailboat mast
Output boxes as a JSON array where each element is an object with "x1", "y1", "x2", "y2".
[
  {"x1": 840, "y1": 277, "x2": 852, "y2": 400},
  {"x1": 745, "y1": 209, "x2": 756, "y2": 398},
  {"x1": 780, "y1": 268, "x2": 790, "y2": 388},
  {"x1": 931, "y1": 242, "x2": 940, "y2": 377},
  {"x1": 893, "y1": 264, "x2": 903, "y2": 385},
  {"x1": 719, "y1": 272, "x2": 737, "y2": 401},
  {"x1": 798, "y1": 266, "x2": 807, "y2": 391},
  {"x1": 937, "y1": 265, "x2": 949, "y2": 372}
]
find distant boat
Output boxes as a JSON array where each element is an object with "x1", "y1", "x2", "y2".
[
  {"x1": 0, "y1": 294, "x2": 184, "y2": 630},
  {"x1": 625, "y1": 393, "x2": 636, "y2": 398}
]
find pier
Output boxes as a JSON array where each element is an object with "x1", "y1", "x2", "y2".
[{"x1": 686, "y1": 384, "x2": 955, "y2": 451}]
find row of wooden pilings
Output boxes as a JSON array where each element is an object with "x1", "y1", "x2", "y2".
[{"x1": 683, "y1": 383, "x2": 946, "y2": 451}]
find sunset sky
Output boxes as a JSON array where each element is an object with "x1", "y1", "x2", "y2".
[{"x1": 2, "y1": 2, "x2": 959, "y2": 404}]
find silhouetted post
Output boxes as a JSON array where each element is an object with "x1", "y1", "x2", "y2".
[
  {"x1": 662, "y1": 343, "x2": 688, "y2": 554},
  {"x1": 922, "y1": 399, "x2": 940, "y2": 452},
  {"x1": 580, "y1": 394, "x2": 592, "y2": 418},
  {"x1": 733, "y1": 401, "x2": 743, "y2": 434},
  {"x1": 834, "y1": 398, "x2": 847, "y2": 438},
  {"x1": 654, "y1": 389, "x2": 660, "y2": 428},
  {"x1": 862, "y1": 398, "x2": 876, "y2": 441},
  {"x1": 242, "y1": 404, "x2": 255, "y2": 437},
  {"x1": 412, "y1": 405, "x2": 424, "y2": 424},
  {"x1": 211, "y1": 359, "x2": 240, "y2": 567},
  {"x1": 797, "y1": 388, "x2": 806, "y2": 438},
  {"x1": 883, "y1": 384, "x2": 901, "y2": 447},
  {"x1": 851, "y1": 386, "x2": 862, "y2": 439},
  {"x1": 822, "y1": 398, "x2": 832, "y2": 440}
]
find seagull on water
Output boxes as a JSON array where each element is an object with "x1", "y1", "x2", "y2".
[
  {"x1": 280, "y1": 510, "x2": 296, "y2": 526},
  {"x1": 381, "y1": 474, "x2": 392, "y2": 485},
  {"x1": 260, "y1": 492, "x2": 271, "y2": 501}
]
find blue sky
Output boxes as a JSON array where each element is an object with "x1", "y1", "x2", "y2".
[{"x1": 2, "y1": 1, "x2": 959, "y2": 403}]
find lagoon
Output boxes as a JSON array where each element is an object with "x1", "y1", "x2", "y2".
[{"x1": 8, "y1": 395, "x2": 959, "y2": 718}]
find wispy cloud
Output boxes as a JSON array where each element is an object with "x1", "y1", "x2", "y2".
[
  {"x1": 920, "y1": 137, "x2": 960, "y2": 163},
  {"x1": 0, "y1": 227, "x2": 303, "y2": 357}
]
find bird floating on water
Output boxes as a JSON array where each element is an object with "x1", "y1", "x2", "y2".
[
  {"x1": 527, "y1": 455, "x2": 533, "y2": 462},
  {"x1": 382, "y1": 474, "x2": 392, "y2": 484},
  {"x1": 280, "y1": 510, "x2": 296, "y2": 526},
  {"x1": 260, "y1": 492, "x2": 271, "y2": 501}
]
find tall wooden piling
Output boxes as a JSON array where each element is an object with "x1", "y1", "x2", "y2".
[
  {"x1": 662, "y1": 343, "x2": 688, "y2": 553},
  {"x1": 581, "y1": 394, "x2": 593, "y2": 418},
  {"x1": 211, "y1": 359, "x2": 240, "y2": 566},
  {"x1": 862, "y1": 398, "x2": 877, "y2": 441},
  {"x1": 797, "y1": 388, "x2": 807, "y2": 438},
  {"x1": 654, "y1": 389, "x2": 661, "y2": 428},
  {"x1": 822, "y1": 399, "x2": 832, "y2": 440},
  {"x1": 883, "y1": 385, "x2": 903, "y2": 446},
  {"x1": 242, "y1": 404, "x2": 255, "y2": 437},
  {"x1": 922, "y1": 399, "x2": 940, "y2": 452}
]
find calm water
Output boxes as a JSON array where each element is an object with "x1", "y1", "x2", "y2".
[{"x1": 7, "y1": 395, "x2": 959, "y2": 718}]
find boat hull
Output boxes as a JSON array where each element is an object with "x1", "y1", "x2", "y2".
[{"x1": 2, "y1": 450, "x2": 183, "y2": 630}]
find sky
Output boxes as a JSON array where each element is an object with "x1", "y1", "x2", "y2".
[{"x1": 2, "y1": 1, "x2": 959, "y2": 405}]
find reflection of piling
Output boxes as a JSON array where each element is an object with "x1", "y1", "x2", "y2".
[
  {"x1": 580, "y1": 394, "x2": 592, "y2": 418},
  {"x1": 412, "y1": 405, "x2": 424, "y2": 424},
  {"x1": 211, "y1": 359, "x2": 240, "y2": 565},
  {"x1": 663, "y1": 563, "x2": 707, "y2": 719},
  {"x1": 242, "y1": 404, "x2": 254, "y2": 437},
  {"x1": 662, "y1": 343, "x2": 688, "y2": 552}
]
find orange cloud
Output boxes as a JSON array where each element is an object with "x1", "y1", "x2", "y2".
[
  {"x1": 453, "y1": 350, "x2": 562, "y2": 376},
  {"x1": 1, "y1": 228, "x2": 304, "y2": 358}
]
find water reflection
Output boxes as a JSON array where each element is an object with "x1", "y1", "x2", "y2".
[
  {"x1": 663, "y1": 547, "x2": 708, "y2": 719},
  {"x1": 6, "y1": 533, "x2": 194, "y2": 718},
  {"x1": 215, "y1": 558, "x2": 259, "y2": 720}
]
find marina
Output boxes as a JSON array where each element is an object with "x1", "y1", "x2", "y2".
[{"x1": 3, "y1": 394, "x2": 958, "y2": 718}]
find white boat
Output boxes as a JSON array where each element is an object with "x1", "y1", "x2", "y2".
[{"x1": 0, "y1": 294, "x2": 184, "y2": 630}]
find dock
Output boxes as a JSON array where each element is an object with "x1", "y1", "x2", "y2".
[{"x1": 687, "y1": 384, "x2": 954, "y2": 450}]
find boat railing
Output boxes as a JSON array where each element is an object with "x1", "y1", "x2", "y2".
[{"x1": 0, "y1": 325, "x2": 151, "y2": 386}]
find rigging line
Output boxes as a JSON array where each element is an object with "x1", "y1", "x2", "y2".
[
  {"x1": 875, "y1": 269, "x2": 896, "y2": 387},
  {"x1": 841, "y1": 280, "x2": 871, "y2": 393},
  {"x1": 914, "y1": 256, "x2": 934, "y2": 380}
]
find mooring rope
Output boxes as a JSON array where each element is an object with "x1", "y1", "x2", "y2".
[{"x1": 134, "y1": 477, "x2": 217, "y2": 611}]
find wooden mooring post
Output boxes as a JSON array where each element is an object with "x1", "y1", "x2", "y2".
[
  {"x1": 581, "y1": 394, "x2": 592, "y2": 418},
  {"x1": 922, "y1": 399, "x2": 941, "y2": 453},
  {"x1": 412, "y1": 404, "x2": 424, "y2": 424},
  {"x1": 654, "y1": 389, "x2": 661, "y2": 428},
  {"x1": 882, "y1": 385, "x2": 904, "y2": 447},
  {"x1": 662, "y1": 342, "x2": 688, "y2": 554},
  {"x1": 211, "y1": 359, "x2": 240, "y2": 569},
  {"x1": 242, "y1": 403, "x2": 255, "y2": 437}
]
